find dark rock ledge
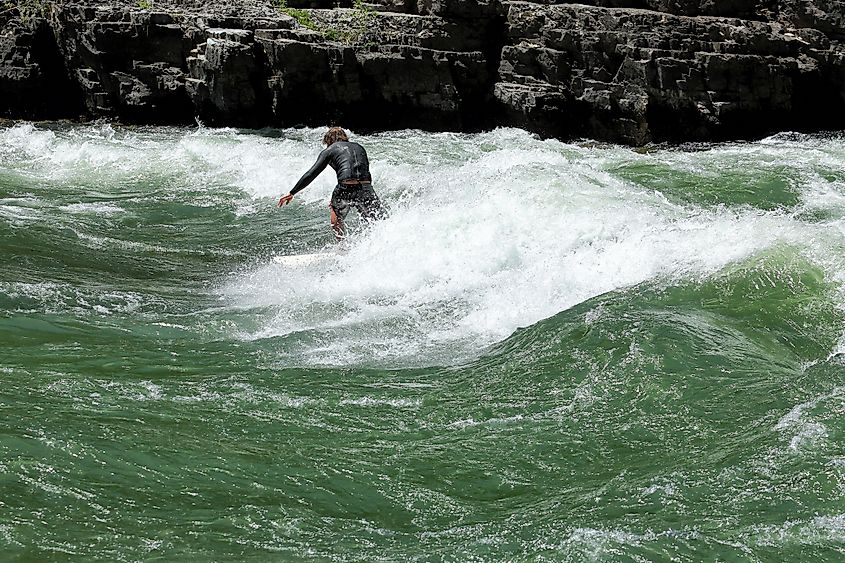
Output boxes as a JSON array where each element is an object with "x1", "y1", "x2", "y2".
[{"x1": 1, "y1": 0, "x2": 844, "y2": 144}]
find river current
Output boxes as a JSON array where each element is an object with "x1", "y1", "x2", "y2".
[{"x1": 1, "y1": 122, "x2": 844, "y2": 560}]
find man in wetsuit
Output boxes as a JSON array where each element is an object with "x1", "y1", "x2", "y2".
[{"x1": 278, "y1": 127, "x2": 385, "y2": 241}]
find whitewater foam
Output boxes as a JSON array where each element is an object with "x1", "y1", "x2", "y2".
[
  {"x1": 775, "y1": 387, "x2": 844, "y2": 453},
  {"x1": 5, "y1": 123, "x2": 845, "y2": 367},
  {"x1": 220, "y1": 128, "x2": 843, "y2": 366}
]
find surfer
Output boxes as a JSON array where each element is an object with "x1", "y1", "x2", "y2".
[{"x1": 279, "y1": 127, "x2": 386, "y2": 241}]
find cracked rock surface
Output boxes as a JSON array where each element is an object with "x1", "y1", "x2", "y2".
[{"x1": 1, "y1": 0, "x2": 843, "y2": 143}]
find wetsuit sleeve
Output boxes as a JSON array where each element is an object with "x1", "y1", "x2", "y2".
[{"x1": 290, "y1": 148, "x2": 332, "y2": 195}]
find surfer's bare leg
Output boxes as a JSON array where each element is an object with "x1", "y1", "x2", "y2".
[{"x1": 330, "y1": 206, "x2": 345, "y2": 242}]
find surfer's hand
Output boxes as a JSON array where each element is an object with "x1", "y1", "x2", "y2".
[{"x1": 278, "y1": 193, "x2": 294, "y2": 207}]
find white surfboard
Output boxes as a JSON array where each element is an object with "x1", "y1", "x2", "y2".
[{"x1": 273, "y1": 252, "x2": 337, "y2": 267}]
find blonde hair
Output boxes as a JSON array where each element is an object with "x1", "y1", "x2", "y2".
[{"x1": 323, "y1": 127, "x2": 349, "y2": 146}]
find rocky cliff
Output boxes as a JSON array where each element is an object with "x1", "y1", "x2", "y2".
[{"x1": 1, "y1": 0, "x2": 843, "y2": 143}]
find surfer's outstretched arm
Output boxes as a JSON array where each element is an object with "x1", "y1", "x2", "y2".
[{"x1": 279, "y1": 148, "x2": 332, "y2": 206}]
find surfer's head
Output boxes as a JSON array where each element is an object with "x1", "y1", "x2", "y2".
[{"x1": 323, "y1": 127, "x2": 349, "y2": 147}]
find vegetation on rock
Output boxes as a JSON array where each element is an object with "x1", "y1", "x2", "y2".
[{"x1": 275, "y1": 0, "x2": 376, "y2": 46}]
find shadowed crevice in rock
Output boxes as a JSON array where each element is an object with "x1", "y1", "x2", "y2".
[{"x1": 0, "y1": 15, "x2": 84, "y2": 119}]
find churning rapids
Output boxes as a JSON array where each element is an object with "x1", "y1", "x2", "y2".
[{"x1": 1, "y1": 122, "x2": 845, "y2": 560}]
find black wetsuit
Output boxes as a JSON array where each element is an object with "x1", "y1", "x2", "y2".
[{"x1": 290, "y1": 141, "x2": 385, "y2": 222}]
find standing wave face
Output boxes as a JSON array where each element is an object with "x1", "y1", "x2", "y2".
[
  {"x1": 3, "y1": 123, "x2": 845, "y2": 367},
  {"x1": 3, "y1": 123, "x2": 845, "y2": 561},
  {"x1": 220, "y1": 128, "x2": 845, "y2": 367}
]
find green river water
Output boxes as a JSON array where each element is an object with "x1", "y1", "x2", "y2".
[{"x1": 1, "y1": 123, "x2": 844, "y2": 560}]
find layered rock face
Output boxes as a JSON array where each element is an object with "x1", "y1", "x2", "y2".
[
  {"x1": 0, "y1": 0, "x2": 843, "y2": 143},
  {"x1": 497, "y1": 1, "x2": 845, "y2": 142},
  {"x1": 0, "y1": 14, "x2": 81, "y2": 119}
]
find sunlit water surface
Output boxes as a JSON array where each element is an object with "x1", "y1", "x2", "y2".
[{"x1": 2, "y1": 123, "x2": 845, "y2": 560}]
